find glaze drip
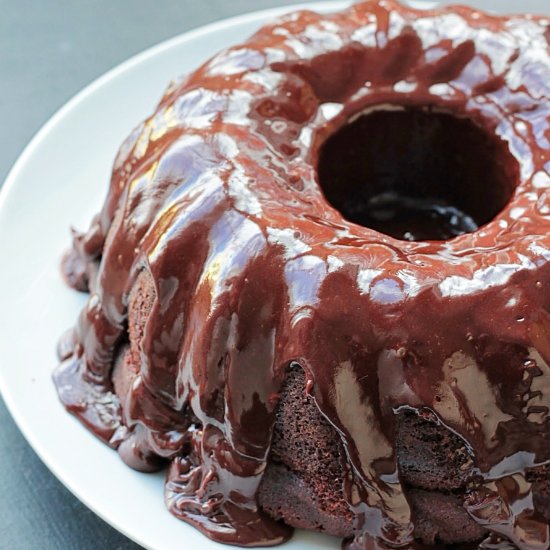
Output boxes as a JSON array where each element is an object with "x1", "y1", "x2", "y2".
[{"x1": 55, "y1": 1, "x2": 550, "y2": 548}]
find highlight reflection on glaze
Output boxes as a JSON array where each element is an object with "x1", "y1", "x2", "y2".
[{"x1": 55, "y1": 1, "x2": 550, "y2": 548}]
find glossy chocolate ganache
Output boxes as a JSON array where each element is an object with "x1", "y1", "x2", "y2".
[{"x1": 55, "y1": 1, "x2": 550, "y2": 548}]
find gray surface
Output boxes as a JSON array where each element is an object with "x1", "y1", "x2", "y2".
[{"x1": 0, "y1": 1, "x2": 304, "y2": 548}]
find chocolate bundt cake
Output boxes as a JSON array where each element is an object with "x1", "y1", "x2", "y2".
[{"x1": 55, "y1": 0, "x2": 550, "y2": 547}]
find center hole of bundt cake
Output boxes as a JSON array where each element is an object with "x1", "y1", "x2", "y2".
[{"x1": 317, "y1": 108, "x2": 518, "y2": 242}]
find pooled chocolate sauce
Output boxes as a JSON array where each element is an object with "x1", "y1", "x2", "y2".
[
  {"x1": 348, "y1": 192, "x2": 479, "y2": 241},
  {"x1": 55, "y1": 1, "x2": 550, "y2": 548}
]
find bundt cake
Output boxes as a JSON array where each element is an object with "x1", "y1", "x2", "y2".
[{"x1": 55, "y1": 0, "x2": 550, "y2": 548}]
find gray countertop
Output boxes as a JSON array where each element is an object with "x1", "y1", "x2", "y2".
[{"x1": 0, "y1": 2, "x2": 303, "y2": 548}]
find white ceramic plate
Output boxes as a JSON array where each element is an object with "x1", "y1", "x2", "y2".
[{"x1": 1, "y1": 1, "x2": 549, "y2": 549}]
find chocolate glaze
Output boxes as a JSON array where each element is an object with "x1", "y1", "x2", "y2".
[{"x1": 55, "y1": 1, "x2": 550, "y2": 548}]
